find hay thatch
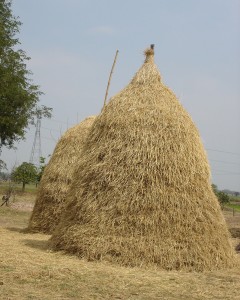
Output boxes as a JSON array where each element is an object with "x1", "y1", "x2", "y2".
[
  {"x1": 28, "y1": 116, "x2": 96, "y2": 233},
  {"x1": 50, "y1": 47, "x2": 235, "y2": 271}
]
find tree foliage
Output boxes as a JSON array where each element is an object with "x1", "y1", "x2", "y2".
[
  {"x1": 12, "y1": 162, "x2": 37, "y2": 191},
  {"x1": 212, "y1": 184, "x2": 230, "y2": 207},
  {"x1": 32, "y1": 105, "x2": 52, "y2": 122},
  {"x1": 217, "y1": 191, "x2": 230, "y2": 205},
  {"x1": 0, "y1": 0, "x2": 43, "y2": 149},
  {"x1": 0, "y1": 159, "x2": 7, "y2": 171},
  {"x1": 0, "y1": 171, "x2": 10, "y2": 180},
  {"x1": 36, "y1": 156, "x2": 47, "y2": 183},
  {"x1": 212, "y1": 184, "x2": 218, "y2": 195}
]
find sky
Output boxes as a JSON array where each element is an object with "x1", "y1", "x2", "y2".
[{"x1": 1, "y1": 0, "x2": 240, "y2": 191}]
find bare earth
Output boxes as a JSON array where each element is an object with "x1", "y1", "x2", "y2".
[
  {"x1": 10, "y1": 201, "x2": 34, "y2": 212},
  {"x1": 0, "y1": 193, "x2": 240, "y2": 300}
]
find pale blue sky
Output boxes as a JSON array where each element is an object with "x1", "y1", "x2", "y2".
[{"x1": 1, "y1": 0, "x2": 240, "y2": 191}]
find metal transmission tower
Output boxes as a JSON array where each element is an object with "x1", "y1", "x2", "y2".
[
  {"x1": 29, "y1": 105, "x2": 52, "y2": 169},
  {"x1": 29, "y1": 115, "x2": 42, "y2": 169}
]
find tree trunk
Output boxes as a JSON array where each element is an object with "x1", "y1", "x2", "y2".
[{"x1": 22, "y1": 182, "x2": 25, "y2": 192}]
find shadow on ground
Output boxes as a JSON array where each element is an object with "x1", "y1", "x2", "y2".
[
  {"x1": 23, "y1": 239, "x2": 50, "y2": 251},
  {"x1": 229, "y1": 228, "x2": 240, "y2": 238},
  {"x1": 6, "y1": 226, "x2": 28, "y2": 233}
]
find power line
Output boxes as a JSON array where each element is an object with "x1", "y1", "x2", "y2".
[
  {"x1": 212, "y1": 173, "x2": 240, "y2": 176},
  {"x1": 211, "y1": 168, "x2": 240, "y2": 175},
  {"x1": 41, "y1": 126, "x2": 61, "y2": 133},
  {"x1": 210, "y1": 159, "x2": 240, "y2": 166},
  {"x1": 206, "y1": 148, "x2": 240, "y2": 156},
  {"x1": 28, "y1": 133, "x2": 57, "y2": 142},
  {"x1": 29, "y1": 119, "x2": 240, "y2": 159},
  {"x1": 47, "y1": 118, "x2": 76, "y2": 126}
]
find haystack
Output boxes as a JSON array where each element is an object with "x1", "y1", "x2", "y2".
[
  {"x1": 50, "y1": 47, "x2": 235, "y2": 271},
  {"x1": 28, "y1": 116, "x2": 96, "y2": 233}
]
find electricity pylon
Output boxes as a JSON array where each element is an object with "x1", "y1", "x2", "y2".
[
  {"x1": 29, "y1": 115, "x2": 42, "y2": 169},
  {"x1": 29, "y1": 105, "x2": 52, "y2": 169}
]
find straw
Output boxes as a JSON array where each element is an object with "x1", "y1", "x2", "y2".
[
  {"x1": 50, "y1": 47, "x2": 235, "y2": 271},
  {"x1": 28, "y1": 116, "x2": 96, "y2": 233}
]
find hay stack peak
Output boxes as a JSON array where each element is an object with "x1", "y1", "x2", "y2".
[
  {"x1": 28, "y1": 116, "x2": 96, "y2": 233},
  {"x1": 144, "y1": 44, "x2": 155, "y2": 62},
  {"x1": 50, "y1": 47, "x2": 235, "y2": 271},
  {"x1": 131, "y1": 45, "x2": 161, "y2": 85}
]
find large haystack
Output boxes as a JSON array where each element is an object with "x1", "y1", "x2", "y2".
[
  {"x1": 28, "y1": 116, "x2": 96, "y2": 233},
  {"x1": 50, "y1": 47, "x2": 235, "y2": 271}
]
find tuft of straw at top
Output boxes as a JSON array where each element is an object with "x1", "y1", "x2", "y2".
[{"x1": 144, "y1": 44, "x2": 155, "y2": 63}]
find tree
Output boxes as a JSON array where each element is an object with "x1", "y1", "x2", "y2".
[
  {"x1": 0, "y1": 0, "x2": 43, "y2": 150},
  {"x1": 32, "y1": 106, "x2": 52, "y2": 124},
  {"x1": 217, "y1": 191, "x2": 230, "y2": 206},
  {"x1": 12, "y1": 162, "x2": 37, "y2": 192},
  {"x1": 36, "y1": 156, "x2": 47, "y2": 184},
  {"x1": 0, "y1": 171, "x2": 10, "y2": 180},
  {"x1": 0, "y1": 159, "x2": 7, "y2": 171},
  {"x1": 211, "y1": 184, "x2": 218, "y2": 195},
  {"x1": 212, "y1": 184, "x2": 230, "y2": 208}
]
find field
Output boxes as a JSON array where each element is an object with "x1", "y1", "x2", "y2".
[{"x1": 0, "y1": 188, "x2": 240, "y2": 299}]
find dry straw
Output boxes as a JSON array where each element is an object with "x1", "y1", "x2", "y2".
[
  {"x1": 28, "y1": 116, "x2": 96, "y2": 233},
  {"x1": 50, "y1": 47, "x2": 236, "y2": 271}
]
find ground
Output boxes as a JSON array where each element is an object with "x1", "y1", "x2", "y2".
[{"x1": 0, "y1": 189, "x2": 240, "y2": 300}]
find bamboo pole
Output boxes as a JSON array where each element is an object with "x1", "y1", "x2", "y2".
[{"x1": 102, "y1": 50, "x2": 119, "y2": 111}]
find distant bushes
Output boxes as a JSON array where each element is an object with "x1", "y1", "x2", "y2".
[{"x1": 212, "y1": 184, "x2": 230, "y2": 207}]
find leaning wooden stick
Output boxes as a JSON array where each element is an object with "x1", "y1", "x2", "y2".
[
  {"x1": 102, "y1": 49, "x2": 119, "y2": 111},
  {"x1": 1, "y1": 194, "x2": 10, "y2": 207}
]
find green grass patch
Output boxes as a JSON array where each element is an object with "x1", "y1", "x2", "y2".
[
  {"x1": 229, "y1": 195, "x2": 240, "y2": 202},
  {"x1": 0, "y1": 182, "x2": 37, "y2": 194},
  {"x1": 225, "y1": 203, "x2": 240, "y2": 212}
]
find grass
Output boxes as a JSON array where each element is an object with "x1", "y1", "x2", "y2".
[
  {"x1": 0, "y1": 192, "x2": 240, "y2": 299},
  {"x1": 0, "y1": 182, "x2": 38, "y2": 194},
  {"x1": 225, "y1": 203, "x2": 240, "y2": 212},
  {"x1": 229, "y1": 195, "x2": 240, "y2": 202}
]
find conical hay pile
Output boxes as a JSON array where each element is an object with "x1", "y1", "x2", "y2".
[
  {"x1": 28, "y1": 116, "x2": 96, "y2": 234},
  {"x1": 50, "y1": 48, "x2": 235, "y2": 271}
]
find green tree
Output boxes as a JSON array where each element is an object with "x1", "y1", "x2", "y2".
[
  {"x1": 0, "y1": 171, "x2": 10, "y2": 180},
  {"x1": 36, "y1": 156, "x2": 47, "y2": 184},
  {"x1": 212, "y1": 184, "x2": 230, "y2": 208},
  {"x1": 32, "y1": 106, "x2": 52, "y2": 124},
  {"x1": 0, "y1": 159, "x2": 7, "y2": 171},
  {"x1": 12, "y1": 162, "x2": 37, "y2": 192},
  {"x1": 217, "y1": 191, "x2": 230, "y2": 206},
  {"x1": 211, "y1": 184, "x2": 218, "y2": 195},
  {"x1": 0, "y1": 0, "x2": 43, "y2": 150}
]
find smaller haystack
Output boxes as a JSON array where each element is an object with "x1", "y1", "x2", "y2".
[{"x1": 28, "y1": 116, "x2": 95, "y2": 233}]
